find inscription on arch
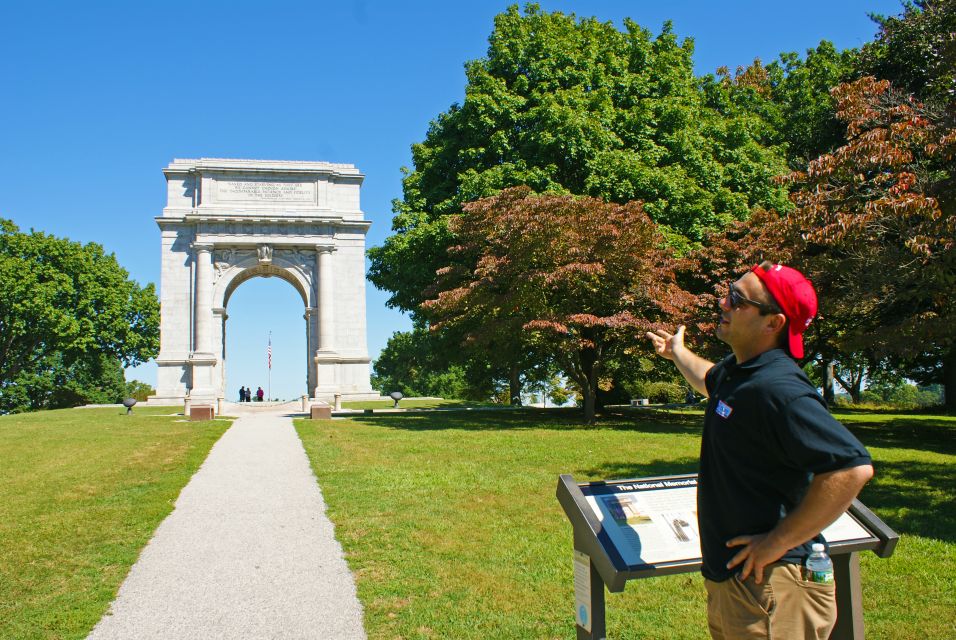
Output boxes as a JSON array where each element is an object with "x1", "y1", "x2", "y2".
[{"x1": 217, "y1": 179, "x2": 316, "y2": 203}]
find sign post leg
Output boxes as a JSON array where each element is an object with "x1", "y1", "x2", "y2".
[
  {"x1": 830, "y1": 551, "x2": 864, "y2": 640},
  {"x1": 574, "y1": 531, "x2": 607, "y2": 639}
]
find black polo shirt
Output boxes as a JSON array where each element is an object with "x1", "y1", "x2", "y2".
[{"x1": 699, "y1": 348, "x2": 871, "y2": 582}]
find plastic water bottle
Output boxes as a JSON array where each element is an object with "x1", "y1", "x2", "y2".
[{"x1": 805, "y1": 543, "x2": 834, "y2": 583}]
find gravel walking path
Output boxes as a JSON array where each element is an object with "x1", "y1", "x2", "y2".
[{"x1": 87, "y1": 410, "x2": 366, "y2": 639}]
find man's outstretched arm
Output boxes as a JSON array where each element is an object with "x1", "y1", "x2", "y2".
[{"x1": 646, "y1": 325, "x2": 714, "y2": 397}]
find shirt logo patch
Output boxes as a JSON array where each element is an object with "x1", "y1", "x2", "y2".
[{"x1": 715, "y1": 400, "x2": 733, "y2": 419}]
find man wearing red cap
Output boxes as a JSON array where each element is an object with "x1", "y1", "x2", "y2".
[{"x1": 647, "y1": 262, "x2": 873, "y2": 639}]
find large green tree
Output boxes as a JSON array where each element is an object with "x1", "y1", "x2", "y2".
[
  {"x1": 369, "y1": 3, "x2": 790, "y2": 315},
  {"x1": 0, "y1": 220, "x2": 159, "y2": 412}
]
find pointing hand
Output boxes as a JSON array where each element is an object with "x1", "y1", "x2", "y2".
[{"x1": 646, "y1": 325, "x2": 686, "y2": 362}]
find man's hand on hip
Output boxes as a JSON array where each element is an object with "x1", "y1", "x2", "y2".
[{"x1": 725, "y1": 533, "x2": 790, "y2": 584}]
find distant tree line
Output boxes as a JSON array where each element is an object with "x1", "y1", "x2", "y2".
[
  {"x1": 369, "y1": 2, "x2": 955, "y2": 419},
  {"x1": 0, "y1": 220, "x2": 159, "y2": 413}
]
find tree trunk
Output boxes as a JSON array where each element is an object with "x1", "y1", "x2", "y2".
[
  {"x1": 944, "y1": 345, "x2": 956, "y2": 411},
  {"x1": 580, "y1": 347, "x2": 599, "y2": 423},
  {"x1": 581, "y1": 382, "x2": 595, "y2": 422},
  {"x1": 851, "y1": 378, "x2": 862, "y2": 405},
  {"x1": 509, "y1": 365, "x2": 522, "y2": 406},
  {"x1": 821, "y1": 360, "x2": 836, "y2": 407}
]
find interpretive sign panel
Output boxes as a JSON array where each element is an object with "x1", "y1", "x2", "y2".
[
  {"x1": 583, "y1": 476, "x2": 700, "y2": 567},
  {"x1": 581, "y1": 475, "x2": 873, "y2": 569},
  {"x1": 558, "y1": 473, "x2": 899, "y2": 640}
]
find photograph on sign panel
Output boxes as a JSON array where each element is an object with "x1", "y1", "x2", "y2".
[{"x1": 602, "y1": 495, "x2": 652, "y2": 526}]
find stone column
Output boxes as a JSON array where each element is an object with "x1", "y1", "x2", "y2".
[
  {"x1": 304, "y1": 307, "x2": 317, "y2": 395},
  {"x1": 313, "y1": 246, "x2": 337, "y2": 399},
  {"x1": 315, "y1": 246, "x2": 335, "y2": 352},
  {"x1": 213, "y1": 307, "x2": 228, "y2": 396},
  {"x1": 193, "y1": 242, "x2": 215, "y2": 354},
  {"x1": 188, "y1": 242, "x2": 218, "y2": 406}
]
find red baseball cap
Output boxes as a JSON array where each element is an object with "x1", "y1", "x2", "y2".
[{"x1": 750, "y1": 264, "x2": 818, "y2": 359}]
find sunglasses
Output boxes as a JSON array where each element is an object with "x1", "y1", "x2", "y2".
[{"x1": 727, "y1": 282, "x2": 780, "y2": 314}]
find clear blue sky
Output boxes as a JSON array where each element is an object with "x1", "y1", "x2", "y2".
[{"x1": 0, "y1": 0, "x2": 903, "y2": 399}]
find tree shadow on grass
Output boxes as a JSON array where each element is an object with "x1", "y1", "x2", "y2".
[
  {"x1": 573, "y1": 457, "x2": 701, "y2": 483},
  {"x1": 858, "y1": 458, "x2": 956, "y2": 543},
  {"x1": 346, "y1": 407, "x2": 702, "y2": 435},
  {"x1": 844, "y1": 417, "x2": 956, "y2": 456}
]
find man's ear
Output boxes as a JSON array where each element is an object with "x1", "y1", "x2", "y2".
[{"x1": 766, "y1": 312, "x2": 787, "y2": 334}]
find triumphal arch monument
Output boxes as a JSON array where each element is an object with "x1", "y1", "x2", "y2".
[{"x1": 149, "y1": 158, "x2": 378, "y2": 406}]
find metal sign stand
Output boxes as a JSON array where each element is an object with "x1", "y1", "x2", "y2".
[{"x1": 557, "y1": 474, "x2": 898, "y2": 640}]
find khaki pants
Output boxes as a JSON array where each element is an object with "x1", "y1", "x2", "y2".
[{"x1": 705, "y1": 562, "x2": 836, "y2": 640}]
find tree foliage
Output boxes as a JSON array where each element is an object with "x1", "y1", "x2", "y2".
[
  {"x1": 1, "y1": 352, "x2": 128, "y2": 413},
  {"x1": 0, "y1": 220, "x2": 159, "y2": 412},
  {"x1": 369, "y1": 3, "x2": 790, "y2": 314},
  {"x1": 783, "y1": 78, "x2": 954, "y2": 354},
  {"x1": 125, "y1": 379, "x2": 155, "y2": 402},
  {"x1": 370, "y1": 2, "x2": 956, "y2": 412},
  {"x1": 699, "y1": 74, "x2": 955, "y2": 406},
  {"x1": 422, "y1": 187, "x2": 695, "y2": 420},
  {"x1": 859, "y1": 0, "x2": 956, "y2": 104},
  {"x1": 371, "y1": 327, "x2": 493, "y2": 400}
]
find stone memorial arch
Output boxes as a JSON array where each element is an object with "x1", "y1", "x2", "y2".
[{"x1": 149, "y1": 158, "x2": 378, "y2": 406}]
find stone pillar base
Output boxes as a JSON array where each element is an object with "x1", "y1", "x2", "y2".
[{"x1": 188, "y1": 352, "x2": 219, "y2": 404}]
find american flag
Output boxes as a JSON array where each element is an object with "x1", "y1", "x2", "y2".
[{"x1": 267, "y1": 335, "x2": 272, "y2": 370}]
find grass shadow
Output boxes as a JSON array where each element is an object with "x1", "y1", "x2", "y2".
[
  {"x1": 575, "y1": 457, "x2": 700, "y2": 482},
  {"x1": 845, "y1": 417, "x2": 956, "y2": 456},
  {"x1": 859, "y1": 458, "x2": 956, "y2": 543},
  {"x1": 344, "y1": 407, "x2": 703, "y2": 435}
]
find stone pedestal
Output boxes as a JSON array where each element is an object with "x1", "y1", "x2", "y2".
[
  {"x1": 190, "y1": 405, "x2": 215, "y2": 421},
  {"x1": 310, "y1": 404, "x2": 332, "y2": 420}
]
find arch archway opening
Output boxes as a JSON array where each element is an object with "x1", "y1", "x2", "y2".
[{"x1": 223, "y1": 275, "x2": 309, "y2": 402}]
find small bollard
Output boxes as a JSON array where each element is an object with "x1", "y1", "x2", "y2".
[
  {"x1": 301, "y1": 395, "x2": 309, "y2": 412},
  {"x1": 334, "y1": 393, "x2": 342, "y2": 411}
]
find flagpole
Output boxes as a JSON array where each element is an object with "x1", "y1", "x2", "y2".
[{"x1": 268, "y1": 331, "x2": 272, "y2": 401}]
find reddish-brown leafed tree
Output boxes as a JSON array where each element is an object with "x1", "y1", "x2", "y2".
[
  {"x1": 786, "y1": 77, "x2": 955, "y2": 406},
  {"x1": 422, "y1": 187, "x2": 695, "y2": 421},
  {"x1": 690, "y1": 208, "x2": 794, "y2": 360},
  {"x1": 697, "y1": 75, "x2": 956, "y2": 407},
  {"x1": 701, "y1": 77, "x2": 956, "y2": 405}
]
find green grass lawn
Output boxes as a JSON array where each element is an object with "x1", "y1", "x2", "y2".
[
  {"x1": 0, "y1": 406, "x2": 231, "y2": 640},
  {"x1": 341, "y1": 398, "x2": 495, "y2": 410},
  {"x1": 296, "y1": 408, "x2": 956, "y2": 640}
]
